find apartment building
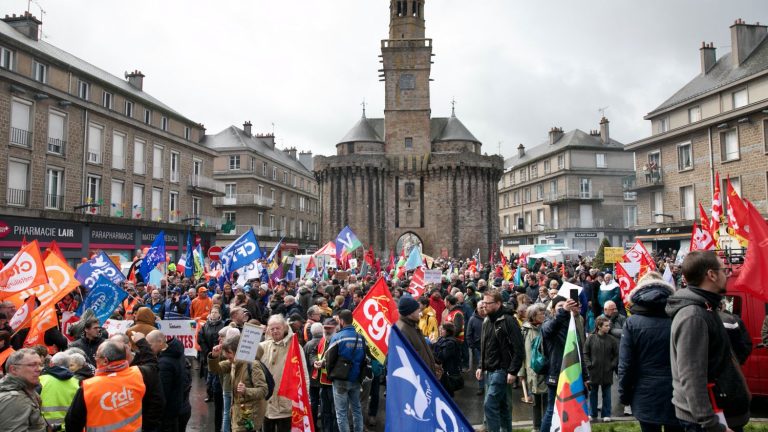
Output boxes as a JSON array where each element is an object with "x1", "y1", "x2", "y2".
[
  {"x1": 626, "y1": 19, "x2": 768, "y2": 253},
  {"x1": 499, "y1": 119, "x2": 636, "y2": 256},
  {"x1": 205, "y1": 123, "x2": 320, "y2": 254},
  {"x1": 0, "y1": 12, "x2": 221, "y2": 264}
]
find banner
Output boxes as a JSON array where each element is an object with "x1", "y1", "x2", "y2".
[
  {"x1": 352, "y1": 278, "x2": 399, "y2": 363},
  {"x1": 75, "y1": 251, "x2": 126, "y2": 289},
  {"x1": 407, "y1": 268, "x2": 426, "y2": 298},
  {"x1": 155, "y1": 319, "x2": 199, "y2": 356},
  {"x1": 423, "y1": 269, "x2": 442, "y2": 285},
  {"x1": 0, "y1": 240, "x2": 48, "y2": 298},
  {"x1": 77, "y1": 276, "x2": 128, "y2": 325},
  {"x1": 277, "y1": 334, "x2": 315, "y2": 432},
  {"x1": 235, "y1": 323, "x2": 265, "y2": 363},
  {"x1": 603, "y1": 247, "x2": 625, "y2": 264},
  {"x1": 102, "y1": 318, "x2": 134, "y2": 337},
  {"x1": 221, "y1": 229, "x2": 262, "y2": 275}
]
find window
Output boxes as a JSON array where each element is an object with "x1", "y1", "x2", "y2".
[
  {"x1": 651, "y1": 191, "x2": 664, "y2": 223},
  {"x1": 134, "y1": 139, "x2": 145, "y2": 174},
  {"x1": 647, "y1": 151, "x2": 662, "y2": 181},
  {"x1": 258, "y1": 212, "x2": 264, "y2": 228},
  {"x1": 404, "y1": 137, "x2": 413, "y2": 149},
  {"x1": 184, "y1": 126, "x2": 191, "y2": 140},
  {"x1": 530, "y1": 164, "x2": 538, "y2": 179},
  {"x1": 512, "y1": 191, "x2": 519, "y2": 205},
  {"x1": 33, "y1": 61, "x2": 47, "y2": 83},
  {"x1": 170, "y1": 152, "x2": 179, "y2": 182},
  {"x1": 87, "y1": 123, "x2": 103, "y2": 164},
  {"x1": 543, "y1": 160, "x2": 550, "y2": 174},
  {"x1": 191, "y1": 197, "x2": 201, "y2": 218},
  {"x1": 151, "y1": 188, "x2": 162, "y2": 221},
  {"x1": 537, "y1": 209, "x2": 545, "y2": 229},
  {"x1": 659, "y1": 117, "x2": 669, "y2": 133},
  {"x1": 732, "y1": 89, "x2": 748, "y2": 109},
  {"x1": 550, "y1": 206, "x2": 559, "y2": 229},
  {"x1": 152, "y1": 146, "x2": 163, "y2": 179},
  {"x1": 519, "y1": 169, "x2": 526, "y2": 182},
  {"x1": 509, "y1": 172, "x2": 515, "y2": 186},
  {"x1": 262, "y1": 162, "x2": 268, "y2": 177},
  {"x1": 144, "y1": 109, "x2": 152, "y2": 125},
  {"x1": 680, "y1": 185, "x2": 695, "y2": 220},
  {"x1": 524, "y1": 188, "x2": 531, "y2": 203},
  {"x1": 10, "y1": 99, "x2": 31, "y2": 147},
  {"x1": 293, "y1": 175, "x2": 297, "y2": 188},
  {"x1": 43, "y1": 167, "x2": 63, "y2": 210},
  {"x1": 270, "y1": 189, "x2": 275, "y2": 203},
  {"x1": 111, "y1": 132, "x2": 125, "y2": 170},
  {"x1": 229, "y1": 155, "x2": 240, "y2": 170},
  {"x1": 536, "y1": 184, "x2": 543, "y2": 200},
  {"x1": 282, "y1": 171, "x2": 287, "y2": 184},
  {"x1": 688, "y1": 106, "x2": 701, "y2": 123},
  {"x1": 720, "y1": 129, "x2": 739, "y2": 162},
  {"x1": 86, "y1": 176, "x2": 101, "y2": 212},
  {"x1": 161, "y1": 116, "x2": 168, "y2": 131},
  {"x1": 269, "y1": 215, "x2": 275, "y2": 231},
  {"x1": 764, "y1": 120, "x2": 768, "y2": 153},
  {"x1": 125, "y1": 100, "x2": 134, "y2": 118},
  {"x1": 272, "y1": 167, "x2": 277, "y2": 180},
  {"x1": 192, "y1": 158, "x2": 202, "y2": 182},
  {"x1": 502, "y1": 215, "x2": 510, "y2": 234},
  {"x1": 596, "y1": 153, "x2": 607, "y2": 168},
  {"x1": 169, "y1": 192, "x2": 179, "y2": 222},
  {"x1": 223, "y1": 212, "x2": 236, "y2": 234},
  {"x1": 77, "y1": 80, "x2": 90, "y2": 100},
  {"x1": 8, "y1": 160, "x2": 29, "y2": 205},
  {"x1": 282, "y1": 216, "x2": 287, "y2": 234},
  {"x1": 623, "y1": 177, "x2": 637, "y2": 200},
  {"x1": 557, "y1": 154, "x2": 565, "y2": 169},
  {"x1": 102, "y1": 91, "x2": 113, "y2": 110},
  {"x1": 502, "y1": 193, "x2": 509, "y2": 208},
  {"x1": 404, "y1": 182, "x2": 415, "y2": 197},
  {"x1": 677, "y1": 142, "x2": 692, "y2": 171},
  {"x1": 110, "y1": 180, "x2": 123, "y2": 216},
  {"x1": 281, "y1": 192, "x2": 286, "y2": 207},
  {"x1": 47, "y1": 111, "x2": 66, "y2": 155},
  {"x1": 225, "y1": 184, "x2": 236, "y2": 202},
  {"x1": 524, "y1": 212, "x2": 532, "y2": 232},
  {"x1": 0, "y1": 46, "x2": 13, "y2": 69},
  {"x1": 132, "y1": 184, "x2": 144, "y2": 219},
  {"x1": 624, "y1": 206, "x2": 637, "y2": 228},
  {"x1": 550, "y1": 180, "x2": 558, "y2": 197},
  {"x1": 579, "y1": 178, "x2": 592, "y2": 198},
  {"x1": 257, "y1": 185, "x2": 264, "y2": 199}
]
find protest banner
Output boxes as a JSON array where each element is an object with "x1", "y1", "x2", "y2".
[
  {"x1": 423, "y1": 269, "x2": 442, "y2": 285},
  {"x1": 103, "y1": 318, "x2": 133, "y2": 337},
  {"x1": 156, "y1": 319, "x2": 199, "y2": 356},
  {"x1": 235, "y1": 323, "x2": 265, "y2": 362}
]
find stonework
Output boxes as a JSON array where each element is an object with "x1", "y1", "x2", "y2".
[{"x1": 314, "y1": 1, "x2": 503, "y2": 258}]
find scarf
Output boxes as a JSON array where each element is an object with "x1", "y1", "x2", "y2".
[{"x1": 96, "y1": 360, "x2": 130, "y2": 375}]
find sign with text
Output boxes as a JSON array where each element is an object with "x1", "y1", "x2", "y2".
[
  {"x1": 236, "y1": 323, "x2": 265, "y2": 363},
  {"x1": 604, "y1": 247, "x2": 625, "y2": 264},
  {"x1": 156, "y1": 319, "x2": 199, "y2": 356},
  {"x1": 0, "y1": 217, "x2": 81, "y2": 243},
  {"x1": 103, "y1": 318, "x2": 134, "y2": 337},
  {"x1": 423, "y1": 269, "x2": 443, "y2": 285},
  {"x1": 90, "y1": 225, "x2": 135, "y2": 245},
  {"x1": 352, "y1": 278, "x2": 399, "y2": 363}
]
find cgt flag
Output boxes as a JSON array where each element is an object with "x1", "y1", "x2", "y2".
[
  {"x1": 277, "y1": 334, "x2": 314, "y2": 432},
  {"x1": 352, "y1": 278, "x2": 399, "y2": 363},
  {"x1": 0, "y1": 240, "x2": 48, "y2": 299},
  {"x1": 385, "y1": 325, "x2": 474, "y2": 432},
  {"x1": 552, "y1": 314, "x2": 591, "y2": 432},
  {"x1": 75, "y1": 251, "x2": 126, "y2": 290},
  {"x1": 76, "y1": 276, "x2": 128, "y2": 325},
  {"x1": 614, "y1": 262, "x2": 636, "y2": 308},
  {"x1": 138, "y1": 231, "x2": 166, "y2": 282}
]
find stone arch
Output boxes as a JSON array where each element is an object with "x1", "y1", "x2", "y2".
[{"x1": 396, "y1": 231, "x2": 423, "y2": 257}]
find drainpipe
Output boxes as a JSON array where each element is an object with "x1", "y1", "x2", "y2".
[{"x1": 82, "y1": 109, "x2": 88, "y2": 211}]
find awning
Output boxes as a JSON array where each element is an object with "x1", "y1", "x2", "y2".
[{"x1": 635, "y1": 233, "x2": 691, "y2": 241}]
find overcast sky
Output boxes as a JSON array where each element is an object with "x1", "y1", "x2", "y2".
[{"x1": 9, "y1": 0, "x2": 766, "y2": 158}]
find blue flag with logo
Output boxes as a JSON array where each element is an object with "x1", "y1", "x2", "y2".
[
  {"x1": 138, "y1": 231, "x2": 166, "y2": 282},
  {"x1": 183, "y1": 231, "x2": 194, "y2": 278},
  {"x1": 335, "y1": 225, "x2": 362, "y2": 261},
  {"x1": 75, "y1": 251, "x2": 126, "y2": 290},
  {"x1": 266, "y1": 237, "x2": 283, "y2": 264},
  {"x1": 385, "y1": 325, "x2": 474, "y2": 432},
  {"x1": 76, "y1": 275, "x2": 128, "y2": 325},
  {"x1": 221, "y1": 228, "x2": 262, "y2": 275}
]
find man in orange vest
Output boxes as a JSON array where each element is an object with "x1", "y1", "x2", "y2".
[
  {"x1": 64, "y1": 340, "x2": 147, "y2": 432},
  {"x1": 190, "y1": 286, "x2": 213, "y2": 321}
]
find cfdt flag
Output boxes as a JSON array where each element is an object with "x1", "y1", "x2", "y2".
[
  {"x1": 385, "y1": 325, "x2": 474, "y2": 432},
  {"x1": 352, "y1": 278, "x2": 399, "y2": 363},
  {"x1": 277, "y1": 334, "x2": 314, "y2": 432},
  {"x1": 75, "y1": 251, "x2": 126, "y2": 290},
  {"x1": 0, "y1": 240, "x2": 48, "y2": 298},
  {"x1": 183, "y1": 231, "x2": 194, "y2": 278},
  {"x1": 221, "y1": 228, "x2": 262, "y2": 275},
  {"x1": 138, "y1": 231, "x2": 166, "y2": 282},
  {"x1": 551, "y1": 314, "x2": 591, "y2": 432},
  {"x1": 335, "y1": 225, "x2": 362, "y2": 261},
  {"x1": 77, "y1": 276, "x2": 128, "y2": 325}
]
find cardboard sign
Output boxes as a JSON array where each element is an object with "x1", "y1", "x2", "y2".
[
  {"x1": 335, "y1": 271, "x2": 350, "y2": 281},
  {"x1": 557, "y1": 281, "x2": 583, "y2": 299},
  {"x1": 603, "y1": 247, "x2": 625, "y2": 264},
  {"x1": 235, "y1": 323, "x2": 265, "y2": 362},
  {"x1": 423, "y1": 269, "x2": 443, "y2": 285},
  {"x1": 103, "y1": 319, "x2": 134, "y2": 337},
  {"x1": 156, "y1": 319, "x2": 199, "y2": 357}
]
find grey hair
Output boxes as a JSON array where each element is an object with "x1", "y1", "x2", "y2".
[
  {"x1": 307, "y1": 305, "x2": 320, "y2": 316},
  {"x1": 284, "y1": 295, "x2": 295, "y2": 303},
  {"x1": 222, "y1": 335, "x2": 239, "y2": 353},
  {"x1": 67, "y1": 352, "x2": 86, "y2": 369},
  {"x1": 100, "y1": 341, "x2": 127, "y2": 362},
  {"x1": 526, "y1": 303, "x2": 547, "y2": 323},
  {"x1": 267, "y1": 314, "x2": 287, "y2": 327},
  {"x1": 224, "y1": 327, "x2": 241, "y2": 340},
  {"x1": 218, "y1": 326, "x2": 231, "y2": 337},
  {"x1": 50, "y1": 352, "x2": 71, "y2": 368},
  {"x1": 7, "y1": 348, "x2": 37, "y2": 368},
  {"x1": 310, "y1": 322, "x2": 324, "y2": 337},
  {"x1": 109, "y1": 333, "x2": 130, "y2": 346}
]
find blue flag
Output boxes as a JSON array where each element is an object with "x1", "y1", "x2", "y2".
[
  {"x1": 221, "y1": 229, "x2": 262, "y2": 275},
  {"x1": 76, "y1": 276, "x2": 128, "y2": 325},
  {"x1": 286, "y1": 256, "x2": 297, "y2": 282},
  {"x1": 266, "y1": 237, "x2": 284, "y2": 264},
  {"x1": 75, "y1": 251, "x2": 126, "y2": 289},
  {"x1": 335, "y1": 225, "x2": 362, "y2": 260},
  {"x1": 183, "y1": 231, "x2": 194, "y2": 278},
  {"x1": 138, "y1": 231, "x2": 166, "y2": 282},
  {"x1": 404, "y1": 246, "x2": 422, "y2": 271},
  {"x1": 386, "y1": 326, "x2": 474, "y2": 432}
]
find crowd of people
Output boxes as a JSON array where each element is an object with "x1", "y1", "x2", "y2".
[{"x1": 0, "y1": 248, "x2": 763, "y2": 432}]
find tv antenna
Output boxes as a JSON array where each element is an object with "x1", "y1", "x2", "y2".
[{"x1": 598, "y1": 106, "x2": 609, "y2": 118}]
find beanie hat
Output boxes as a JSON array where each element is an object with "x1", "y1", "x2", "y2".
[{"x1": 398, "y1": 296, "x2": 420, "y2": 316}]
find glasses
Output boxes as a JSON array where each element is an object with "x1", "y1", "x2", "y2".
[
  {"x1": 14, "y1": 363, "x2": 42, "y2": 369},
  {"x1": 716, "y1": 267, "x2": 732, "y2": 276}
]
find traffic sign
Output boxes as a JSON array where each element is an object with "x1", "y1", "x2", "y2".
[{"x1": 208, "y1": 246, "x2": 222, "y2": 261}]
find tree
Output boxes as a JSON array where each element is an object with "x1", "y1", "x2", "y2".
[{"x1": 592, "y1": 237, "x2": 612, "y2": 270}]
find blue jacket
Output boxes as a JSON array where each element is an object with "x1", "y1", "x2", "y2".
[{"x1": 326, "y1": 325, "x2": 367, "y2": 382}]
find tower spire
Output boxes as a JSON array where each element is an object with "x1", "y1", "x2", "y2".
[
  {"x1": 361, "y1": 99, "x2": 367, "y2": 118},
  {"x1": 451, "y1": 98, "x2": 456, "y2": 117}
]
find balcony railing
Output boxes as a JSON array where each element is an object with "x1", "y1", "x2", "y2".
[
  {"x1": 213, "y1": 194, "x2": 274, "y2": 208},
  {"x1": 627, "y1": 174, "x2": 664, "y2": 192},
  {"x1": 188, "y1": 175, "x2": 225, "y2": 195},
  {"x1": 182, "y1": 214, "x2": 221, "y2": 229},
  {"x1": 220, "y1": 224, "x2": 284, "y2": 237},
  {"x1": 47, "y1": 138, "x2": 66, "y2": 155},
  {"x1": 87, "y1": 152, "x2": 102, "y2": 164},
  {"x1": 213, "y1": 167, "x2": 255, "y2": 176},
  {"x1": 542, "y1": 190, "x2": 604, "y2": 204},
  {"x1": 7, "y1": 188, "x2": 28, "y2": 206},
  {"x1": 10, "y1": 127, "x2": 31, "y2": 147},
  {"x1": 45, "y1": 194, "x2": 63, "y2": 210}
]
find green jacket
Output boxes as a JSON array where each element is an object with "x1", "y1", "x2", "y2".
[
  {"x1": 0, "y1": 374, "x2": 47, "y2": 432},
  {"x1": 40, "y1": 368, "x2": 80, "y2": 429}
]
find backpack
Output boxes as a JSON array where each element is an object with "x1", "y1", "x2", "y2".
[
  {"x1": 530, "y1": 332, "x2": 548, "y2": 374},
  {"x1": 247, "y1": 360, "x2": 276, "y2": 400}
]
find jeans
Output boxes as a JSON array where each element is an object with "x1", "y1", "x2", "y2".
[
  {"x1": 589, "y1": 383, "x2": 612, "y2": 418},
  {"x1": 320, "y1": 385, "x2": 339, "y2": 432},
  {"x1": 532, "y1": 392, "x2": 546, "y2": 429},
  {"x1": 367, "y1": 374, "x2": 381, "y2": 418},
  {"x1": 471, "y1": 347, "x2": 484, "y2": 389},
  {"x1": 222, "y1": 391, "x2": 232, "y2": 432},
  {"x1": 483, "y1": 370, "x2": 512, "y2": 432},
  {"x1": 310, "y1": 385, "x2": 321, "y2": 427},
  {"x1": 540, "y1": 384, "x2": 557, "y2": 432},
  {"x1": 640, "y1": 422, "x2": 685, "y2": 432},
  {"x1": 332, "y1": 380, "x2": 364, "y2": 432}
]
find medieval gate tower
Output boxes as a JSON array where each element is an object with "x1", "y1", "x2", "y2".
[{"x1": 314, "y1": 0, "x2": 503, "y2": 258}]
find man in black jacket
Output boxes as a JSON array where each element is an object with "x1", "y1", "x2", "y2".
[
  {"x1": 476, "y1": 289, "x2": 524, "y2": 432},
  {"x1": 147, "y1": 330, "x2": 192, "y2": 432}
]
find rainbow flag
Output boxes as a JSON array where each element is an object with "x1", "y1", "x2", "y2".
[{"x1": 552, "y1": 314, "x2": 591, "y2": 432}]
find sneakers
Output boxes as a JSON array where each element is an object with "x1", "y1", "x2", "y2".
[
  {"x1": 623, "y1": 406, "x2": 633, "y2": 416},
  {"x1": 603, "y1": 417, "x2": 612, "y2": 423}
]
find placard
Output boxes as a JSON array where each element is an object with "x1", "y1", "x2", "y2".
[
  {"x1": 335, "y1": 271, "x2": 350, "y2": 281},
  {"x1": 557, "y1": 281, "x2": 583, "y2": 299},
  {"x1": 423, "y1": 269, "x2": 443, "y2": 285},
  {"x1": 235, "y1": 323, "x2": 265, "y2": 362},
  {"x1": 604, "y1": 247, "x2": 625, "y2": 264},
  {"x1": 156, "y1": 319, "x2": 199, "y2": 357},
  {"x1": 103, "y1": 318, "x2": 134, "y2": 336}
]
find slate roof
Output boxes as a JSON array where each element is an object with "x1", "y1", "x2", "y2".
[
  {"x1": 0, "y1": 18, "x2": 192, "y2": 121},
  {"x1": 503, "y1": 129, "x2": 624, "y2": 170},
  {"x1": 336, "y1": 115, "x2": 481, "y2": 145},
  {"x1": 648, "y1": 36, "x2": 768, "y2": 116},
  {"x1": 338, "y1": 116, "x2": 384, "y2": 143},
  {"x1": 203, "y1": 126, "x2": 313, "y2": 175}
]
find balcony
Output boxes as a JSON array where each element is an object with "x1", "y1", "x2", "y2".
[
  {"x1": 542, "y1": 190, "x2": 604, "y2": 205},
  {"x1": 219, "y1": 224, "x2": 276, "y2": 237},
  {"x1": 213, "y1": 194, "x2": 274, "y2": 208},
  {"x1": 181, "y1": 215, "x2": 222, "y2": 229},
  {"x1": 10, "y1": 127, "x2": 31, "y2": 147},
  {"x1": 47, "y1": 138, "x2": 66, "y2": 155},
  {"x1": 45, "y1": 194, "x2": 63, "y2": 210},
  {"x1": 627, "y1": 174, "x2": 664, "y2": 192},
  {"x1": 188, "y1": 175, "x2": 225, "y2": 197},
  {"x1": 7, "y1": 188, "x2": 28, "y2": 206},
  {"x1": 213, "y1": 167, "x2": 255, "y2": 176}
]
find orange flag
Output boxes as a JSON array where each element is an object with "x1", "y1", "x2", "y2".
[
  {"x1": 277, "y1": 334, "x2": 314, "y2": 432},
  {"x1": 351, "y1": 278, "x2": 399, "y2": 363},
  {"x1": 726, "y1": 177, "x2": 749, "y2": 246},
  {"x1": 6, "y1": 252, "x2": 79, "y2": 311},
  {"x1": 9, "y1": 295, "x2": 36, "y2": 332},
  {"x1": 0, "y1": 241, "x2": 48, "y2": 299},
  {"x1": 24, "y1": 305, "x2": 57, "y2": 347},
  {"x1": 0, "y1": 348, "x2": 16, "y2": 369}
]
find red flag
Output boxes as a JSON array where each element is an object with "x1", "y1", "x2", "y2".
[
  {"x1": 277, "y1": 334, "x2": 315, "y2": 432},
  {"x1": 9, "y1": 295, "x2": 36, "y2": 331},
  {"x1": 305, "y1": 256, "x2": 316, "y2": 271},
  {"x1": 726, "y1": 177, "x2": 749, "y2": 246},
  {"x1": 623, "y1": 240, "x2": 656, "y2": 271},
  {"x1": 364, "y1": 246, "x2": 375, "y2": 267},
  {"x1": 0, "y1": 241, "x2": 49, "y2": 299},
  {"x1": 690, "y1": 221, "x2": 716, "y2": 252},
  {"x1": 42, "y1": 240, "x2": 66, "y2": 262},
  {"x1": 733, "y1": 202, "x2": 768, "y2": 302},
  {"x1": 615, "y1": 263, "x2": 636, "y2": 308},
  {"x1": 407, "y1": 267, "x2": 426, "y2": 298},
  {"x1": 699, "y1": 203, "x2": 711, "y2": 235},
  {"x1": 24, "y1": 305, "x2": 57, "y2": 347},
  {"x1": 500, "y1": 253, "x2": 507, "y2": 267},
  {"x1": 711, "y1": 172, "x2": 722, "y2": 243},
  {"x1": 351, "y1": 278, "x2": 398, "y2": 363},
  {"x1": 374, "y1": 258, "x2": 381, "y2": 275},
  {"x1": 385, "y1": 250, "x2": 395, "y2": 273}
]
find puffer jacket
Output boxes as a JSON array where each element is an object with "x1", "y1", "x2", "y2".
[
  {"x1": 326, "y1": 326, "x2": 368, "y2": 382},
  {"x1": 0, "y1": 374, "x2": 46, "y2": 431},
  {"x1": 521, "y1": 322, "x2": 547, "y2": 394},
  {"x1": 199, "y1": 318, "x2": 226, "y2": 356},
  {"x1": 433, "y1": 336, "x2": 461, "y2": 377},
  {"x1": 209, "y1": 356, "x2": 269, "y2": 432},
  {"x1": 258, "y1": 332, "x2": 308, "y2": 420},
  {"x1": 126, "y1": 307, "x2": 158, "y2": 348},
  {"x1": 618, "y1": 278, "x2": 678, "y2": 426}
]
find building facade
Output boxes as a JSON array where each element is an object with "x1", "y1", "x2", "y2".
[
  {"x1": 314, "y1": 0, "x2": 503, "y2": 259},
  {"x1": 626, "y1": 19, "x2": 768, "y2": 253},
  {"x1": 206, "y1": 123, "x2": 320, "y2": 254},
  {"x1": 499, "y1": 120, "x2": 636, "y2": 256},
  {"x1": 0, "y1": 12, "x2": 221, "y2": 264}
]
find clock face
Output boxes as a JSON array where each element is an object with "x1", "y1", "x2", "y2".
[{"x1": 399, "y1": 73, "x2": 415, "y2": 91}]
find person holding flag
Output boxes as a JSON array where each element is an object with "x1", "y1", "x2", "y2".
[
  {"x1": 395, "y1": 297, "x2": 436, "y2": 374},
  {"x1": 326, "y1": 310, "x2": 369, "y2": 432}
]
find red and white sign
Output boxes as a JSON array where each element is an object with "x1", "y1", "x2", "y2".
[
  {"x1": 0, "y1": 221, "x2": 10, "y2": 238},
  {"x1": 208, "y1": 246, "x2": 222, "y2": 261}
]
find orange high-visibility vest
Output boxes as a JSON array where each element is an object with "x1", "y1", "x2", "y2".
[
  {"x1": 313, "y1": 336, "x2": 332, "y2": 385},
  {"x1": 82, "y1": 365, "x2": 145, "y2": 432},
  {"x1": 446, "y1": 309, "x2": 465, "y2": 342}
]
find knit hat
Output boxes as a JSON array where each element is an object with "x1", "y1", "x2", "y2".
[{"x1": 398, "y1": 296, "x2": 420, "y2": 316}]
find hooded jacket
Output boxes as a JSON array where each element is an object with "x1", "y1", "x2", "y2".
[
  {"x1": 39, "y1": 366, "x2": 79, "y2": 427},
  {"x1": 67, "y1": 334, "x2": 105, "y2": 367},
  {"x1": 131, "y1": 338, "x2": 165, "y2": 431},
  {"x1": 0, "y1": 374, "x2": 47, "y2": 431},
  {"x1": 618, "y1": 278, "x2": 678, "y2": 426},
  {"x1": 480, "y1": 305, "x2": 524, "y2": 376},
  {"x1": 666, "y1": 286, "x2": 751, "y2": 431},
  {"x1": 199, "y1": 317, "x2": 226, "y2": 355},
  {"x1": 158, "y1": 338, "x2": 188, "y2": 417},
  {"x1": 126, "y1": 307, "x2": 158, "y2": 348}
]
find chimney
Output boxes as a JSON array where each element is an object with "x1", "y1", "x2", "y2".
[
  {"x1": 517, "y1": 143, "x2": 525, "y2": 158},
  {"x1": 599, "y1": 117, "x2": 610, "y2": 144},
  {"x1": 730, "y1": 19, "x2": 768, "y2": 66},
  {"x1": 257, "y1": 133, "x2": 275, "y2": 150},
  {"x1": 288, "y1": 147, "x2": 298, "y2": 159},
  {"x1": 125, "y1": 70, "x2": 145, "y2": 91},
  {"x1": 549, "y1": 127, "x2": 563, "y2": 145},
  {"x1": 299, "y1": 151, "x2": 314, "y2": 171},
  {"x1": 2, "y1": 12, "x2": 41, "y2": 41},
  {"x1": 243, "y1": 121, "x2": 252, "y2": 137},
  {"x1": 700, "y1": 41, "x2": 717, "y2": 74}
]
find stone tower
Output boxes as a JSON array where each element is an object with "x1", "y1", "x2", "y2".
[{"x1": 314, "y1": 0, "x2": 503, "y2": 259}]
